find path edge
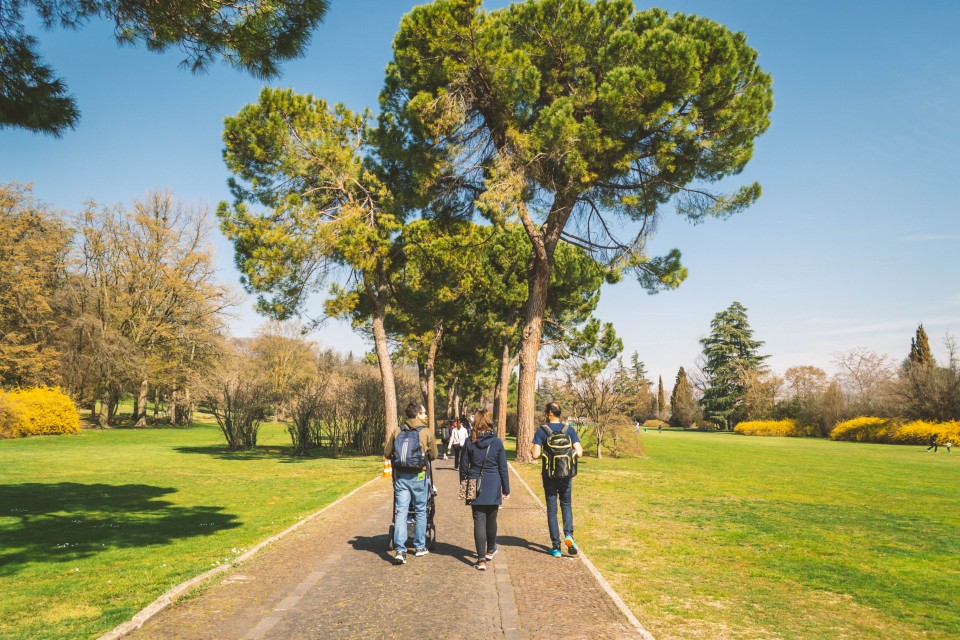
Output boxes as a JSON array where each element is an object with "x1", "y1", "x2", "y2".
[
  {"x1": 97, "y1": 473, "x2": 385, "y2": 640},
  {"x1": 508, "y1": 463, "x2": 656, "y2": 640}
]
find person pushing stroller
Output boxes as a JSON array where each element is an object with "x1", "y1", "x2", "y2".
[{"x1": 384, "y1": 402, "x2": 437, "y2": 565}]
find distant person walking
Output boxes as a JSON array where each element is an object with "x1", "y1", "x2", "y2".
[
  {"x1": 460, "y1": 408, "x2": 509, "y2": 571},
  {"x1": 946, "y1": 441, "x2": 952, "y2": 453},
  {"x1": 532, "y1": 402, "x2": 583, "y2": 557},
  {"x1": 448, "y1": 420, "x2": 468, "y2": 470},
  {"x1": 384, "y1": 402, "x2": 438, "y2": 565},
  {"x1": 926, "y1": 434, "x2": 939, "y2": 453}
]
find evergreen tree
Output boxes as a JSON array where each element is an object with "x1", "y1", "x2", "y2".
[
  {"x1": 908, "y1": 324, "x2": 934, "y2": 367},
  {"x1": 669, "y1": 367, "x2": 698, "y2": 428},
  {"x1": 657, "y1": 376, "x2": 666, "y2": 420},
  {"x1": 2, "y1": 0, "x2": 330, "y2": 135},
  {"x1": 699, "y1": 301, "x2": 768, "y2": 429}
]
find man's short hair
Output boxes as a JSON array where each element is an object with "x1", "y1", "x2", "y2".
[
  {"x1": 545, "y1": 402, "x2": 562, "y2": 419},
  {"x1": 405, "y1": 402, "x2": 423, "y2": 419}
]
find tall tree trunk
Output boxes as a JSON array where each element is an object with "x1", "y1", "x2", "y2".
[
  {"x1": 369, "y1": 273, "x2": 398, "y2": 436},
  {"x1": 516, "y1": 253, "x2": 551, "y2": 462},
  {"x1": 417, "y1": 361, "x2": 429, "y2": 412},
  {"x1": 153, "y1": 388, "x2": 159, "y2": 420},
  {"x1": 493, "y1": 338, "x2": 517, "y2": 442},
  {"x1": 168, "y1": 392, "x2": 177, "y2": 424},
  {"x1": 453, "y1": 385, "x2": 462, "y2": 420},
  {"x1": 515, "y1": 196, "x2": 574, "y2": 462},
  {"x1": 446, "y1": 379, "x2": 456, "y2": 421},
  {"x1": 134, "y1": 379, "x2": 149, "y2": 427},
  {"x1": 423, "y1": 327, "x2": 443, "y2": 435}
]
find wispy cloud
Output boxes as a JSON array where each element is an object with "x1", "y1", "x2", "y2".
[
  {"x1": 815, "y1": 317, "x2": 960, "y2": 337},
  {"x1": 901, "y1": 233, "x2": 960, "y2": 242}
]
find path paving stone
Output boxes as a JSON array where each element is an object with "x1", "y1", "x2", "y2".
[{"x1": 122, "y1": 457, "x2": 645, "y2": 639}]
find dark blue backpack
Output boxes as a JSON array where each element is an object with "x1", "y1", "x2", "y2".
[{"x1": 393, "y1": 426, "x2": 426, "y2": 470}]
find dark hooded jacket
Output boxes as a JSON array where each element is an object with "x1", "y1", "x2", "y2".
[{"x1": 459, "y1": 431, "x2": 510, "y2": 506}]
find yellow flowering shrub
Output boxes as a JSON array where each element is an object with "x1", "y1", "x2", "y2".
[
  {"x1": 890, "y1": 420, "x2": 960, "y2": 445},
  {"x1": 642, "y1": 419, "x2": 669, "y2": 429},
  {"x1": 0, "y1": 392, "x2": 24, "y2": 438},
  {"x1": 0, "y1": 387, "x2": 80, "y2": 438},
  {"x1": 734, "y1": 419, "x2": 807, "y2": 437},
  {"x1": 830, "y1": 417, "x2": 896, "y2": 443}
]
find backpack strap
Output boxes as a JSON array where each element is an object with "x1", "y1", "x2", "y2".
[
  {"x1": 560, "y1": 425, "x2": 569, "y2": 435},
  {"x1": 539, "y1": 424, "x2": 554, "y2": 438}
]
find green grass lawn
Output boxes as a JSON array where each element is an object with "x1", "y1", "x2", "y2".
[
  {"x1": 0, "y1": 421, "x2": 378, "y2": 640},
  {"x1": 514, "y1": 430, "x2": 960, "y2": 640}
]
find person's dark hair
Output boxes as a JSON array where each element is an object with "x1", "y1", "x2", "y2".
[
  {"x1": 545, "y1": 401, "x2": 562, "y2": 420},
  {"x1": 405, "y1": 402, "x2": 422, "y2": 419},
  {"x1": 471, "y1": 408, "x2": 493, "y2": 442}
]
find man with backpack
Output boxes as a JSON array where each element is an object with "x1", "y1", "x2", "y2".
[
  {"x1": 531, "y1": 402, "x2": 584, "y2": 557},
  {"x1": 384, "y1": 402, "x2": 438, "y2": 564}
]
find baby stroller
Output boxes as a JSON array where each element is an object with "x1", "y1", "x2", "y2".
[{"x1": 388, "y1": 460, "x2": 438, "y2": 551}]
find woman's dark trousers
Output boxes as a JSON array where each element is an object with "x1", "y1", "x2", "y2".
[{"x1": 472, "y1": 504, "x2": 499, "y2": 558}]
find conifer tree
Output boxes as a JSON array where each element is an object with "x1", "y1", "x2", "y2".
[
  {"x1": 669, "y1": 367, "x2": 697, "y2": 428},
  {"x1": 908, "y1": 324, "x2": 934, "y2": 367},
  {"x1": 699, "y1": 301, "x2": 768, "y2": 429},
  {"x1": 657, "y1": 376, "x2": 666, "y2": 421}
]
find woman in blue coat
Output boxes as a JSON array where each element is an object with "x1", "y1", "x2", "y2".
[{"x1": 460, "y1": 408, "x2": 510, "y2": 571}]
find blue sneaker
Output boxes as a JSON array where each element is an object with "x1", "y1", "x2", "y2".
[
  {"x1": 564, "y1": 535, "x2": 579, "y2": 555},
  {"x1": 549, "y1": 547, "x2": 562, "y2": 558}
]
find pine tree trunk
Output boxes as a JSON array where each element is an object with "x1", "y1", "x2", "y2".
[
  {"x1": 515, "y1": 196, "x2": 574, "y2": 463},
  {"x1": 493, "y1": 338, "x2": 515, "y2": 442},
  {"x1": 424, "y1": 327, "x2": 443, "y2": 434},
  {"x1": 446, "y1": 380, "x2": 456, "y2": 421},
  {"x1": 370, "y1": 287, "x2": 398, "y2": 436},
  {"x1": 516, "y1": 254, "x2": 551, "y2": 462}
]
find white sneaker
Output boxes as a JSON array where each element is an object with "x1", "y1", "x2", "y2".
[
  {"x1": 394, "y1": 550, "x2": 407, "y2": 565},
  {"x1": 414, "y1": 548, "x2": 429, "y2": 557}
]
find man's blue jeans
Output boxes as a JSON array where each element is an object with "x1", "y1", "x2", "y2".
[
  {"x1": 543, "y1": 476, "x2": 573, "y2": 549},
  {"x1": 393, "y1": 471, "x2": 428, "y2": 552}
]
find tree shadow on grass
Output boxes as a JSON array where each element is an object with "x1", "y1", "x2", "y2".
[
  {"x1": 173, "y1": 445, "x2": 378, "y2": 464},
  {"x1": 0, "y1": 483, "x2": 240, "y2": 575}
]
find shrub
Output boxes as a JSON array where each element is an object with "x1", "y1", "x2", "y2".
[
  {"x1": 642, "y1": 419, "x2": 669, "y2": 429},
  {"x1": 830, "y1": 417, "x2": 896, "y2": 443},
  {"x1": 734, "y1": 419, "x2": 808, "y2": 437},
  {"x1": 0, "y1": 387, "x2": 80, "y2": 438},
  {"x1": 889, "y1": 420, "x2": 960, "y2": 446}
]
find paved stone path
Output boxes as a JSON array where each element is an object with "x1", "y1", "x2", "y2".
[{"x1": 122, "y1": 457, "x2": 645, "y2": 639}]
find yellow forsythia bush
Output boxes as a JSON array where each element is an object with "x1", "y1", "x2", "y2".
[
  {"x1": 830, "y1": 417, "x2": 896, "y2": 443},
  {"x1": 0, "y1": 387, "x2": 80, "y2": 438},
  {"x1": 734, "y1": 419, "x2": 807, "y2": 437},
  {"x1": 889, "y1": 420, "x2": 960, "y2": 445}
]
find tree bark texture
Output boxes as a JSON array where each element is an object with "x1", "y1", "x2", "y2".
[
  {"x1": 515, "y1": 197, "x2": 575, "y2": 462},
  {"x1": 134, "y1": 379, "x2": 149, "y2": 427},
  {"x1": 371, "y1": 304, "x2": 399, "y2": 436},
  {"x1": 493, "y1": 338, "x2": 517, "y2": 442}
]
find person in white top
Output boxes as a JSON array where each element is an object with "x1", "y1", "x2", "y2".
[{"x1": 448, "y1": 420, "x2": 469, "y2": 470}]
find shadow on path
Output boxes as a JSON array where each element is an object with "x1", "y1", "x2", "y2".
[
  {"x1": 495, "y1": 534, "x2": 553, "y2": 554},
  {"x1": 0, "y1": 483, "x2": 240, "y2": 575}
]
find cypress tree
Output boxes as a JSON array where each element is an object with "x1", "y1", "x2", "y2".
[
  {"x1": 908, "y1": 324, "x2": 934, "y2": 366},
  {"x1": 657, "y1": 376, "x2": 666, "y2": 420},
  {"x1": 670, "y1": 367, "x2": 697, "y2": 428}
]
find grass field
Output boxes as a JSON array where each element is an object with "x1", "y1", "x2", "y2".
[
  {"x1": 0, "y1": 420, "x2": 378, "y2": 640},
  {"x1": 514, "y1": 430, "x2": 960, "y2": 640}
]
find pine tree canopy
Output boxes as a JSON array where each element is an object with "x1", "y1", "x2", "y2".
[{"x1": 0, "y1": 0, "x2": 330, "y2": 135}]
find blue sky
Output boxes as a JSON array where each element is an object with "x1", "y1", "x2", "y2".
[{"x1": 3, "y1": 0, "x2": 959, "y2": 386}]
